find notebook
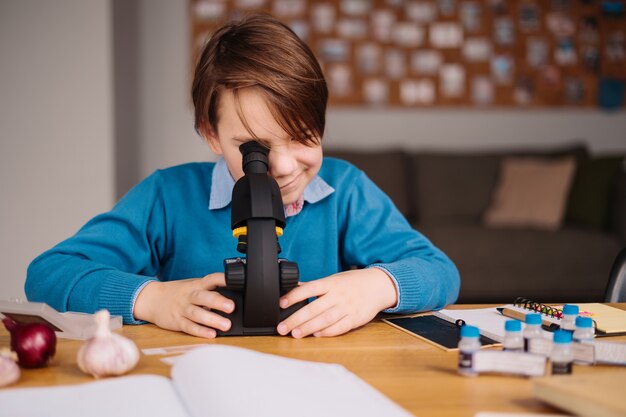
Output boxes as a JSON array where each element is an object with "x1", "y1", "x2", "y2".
[{"x1": 511, "y1": 298, "x2": 626, "y2": 336}]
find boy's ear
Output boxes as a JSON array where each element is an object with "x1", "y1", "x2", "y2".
[{"x1": 199, "y1": 123, "x2": 223, "y2": 155}]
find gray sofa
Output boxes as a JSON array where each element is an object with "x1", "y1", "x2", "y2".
[{"x1": 327, "y1": 145, "x2": 625, "y2": 304}]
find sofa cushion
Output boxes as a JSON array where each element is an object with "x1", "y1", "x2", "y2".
[
  {"x1": 410, "y1": 144, "x2": 589, "y2": 226},
  {"x1": 566, "y1": 156, "x2": 624, "y2": 230},
  {"x1": 325, "y1": 149, "x2": 410, "y2": 217},
  {"x1": 483, "y1": 157, "x2": 576, "y2": 231},
  {"x1": 417, "y1": 224, "x2": 621, "y2": 303}
]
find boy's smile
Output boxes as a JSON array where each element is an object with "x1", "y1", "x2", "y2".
[{"x1": 204, "y1": 87, "x2": 323, "y2": 205}]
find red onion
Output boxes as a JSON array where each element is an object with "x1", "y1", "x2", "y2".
[{"x1": 2, "y1": 318, "x2": 57, "y2": 368}]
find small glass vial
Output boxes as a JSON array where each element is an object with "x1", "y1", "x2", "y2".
[
  {"x1": 523, "y1": 313, "x2": 543, "y2": 352},
  {"x1": 551, "y1": 330, "x2": 574, "y2": 375},
  {"x1": 458, "y1": 325, "x2": 481, "y2": 376},
  {"x1": 573, "y1": 316, "x2": 595, "y2": 343},
  {"x1": 560, "y1": 304, "x2": 579, "y2": 332},
  {"x1": 503, "y1": 320, "x2": 523, "y2": 351}
]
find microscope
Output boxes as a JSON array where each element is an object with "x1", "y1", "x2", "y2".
[{"x1": 215, "y1": 141, "x2": 306, "y2": 335}]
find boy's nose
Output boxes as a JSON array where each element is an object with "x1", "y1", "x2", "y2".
[{"x1": 268, "y1": 148, "x2": 297, "y2": 178}]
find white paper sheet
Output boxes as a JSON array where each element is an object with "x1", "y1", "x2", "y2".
[
  {"x1": 0, "y1": 375, "x2": 188, "y2": 417},
  {"x1": 172, "y1": 345, "x2": 412, "y2": 417}
]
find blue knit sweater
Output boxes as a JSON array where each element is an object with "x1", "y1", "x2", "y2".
[{"x1": 26, "y1": 158, "x2": 459, "y2": 324}]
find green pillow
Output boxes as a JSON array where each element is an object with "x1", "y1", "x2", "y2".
[{"x1": 566, "y1": 156, "x2": 624, "y2": 229}]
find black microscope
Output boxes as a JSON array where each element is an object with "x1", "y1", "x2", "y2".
[{"x1": 215, "y1": 141, "x2": 306, "y2": 335}]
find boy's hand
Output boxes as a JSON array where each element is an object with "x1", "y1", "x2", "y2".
[
  {"x1": 133, "y1": 273, "x2": 235, "y2": 338},
  {"x1": 276, "y1": 268, "x2": 397, "y2": 338}
]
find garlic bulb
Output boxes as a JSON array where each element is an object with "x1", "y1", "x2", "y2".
[
  {"x1": 0, "y1": 348, "x2": 20, "y2": 387},
  {"x1": 77, "y1": 310, "x2": 140, "y2": 378}
]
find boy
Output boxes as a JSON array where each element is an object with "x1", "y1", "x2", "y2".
[{"x1": 26, "y1": 14, "x2": 459, "y2": 339}]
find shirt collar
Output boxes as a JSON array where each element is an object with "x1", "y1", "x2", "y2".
[{"x1": 209, "y1": 157, "x2": 334, "y2": 216}]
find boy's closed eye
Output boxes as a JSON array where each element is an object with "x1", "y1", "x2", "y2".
[{"x1": 232, "y1": 137, "x2": 272, "y2": 150}]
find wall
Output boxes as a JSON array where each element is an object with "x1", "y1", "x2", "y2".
[
  {"x1": 136, "y1": 0, "x2": 212, "y2": 185},
  {"x1": 0, "y1": 1, "x2": 115, "y2": 299},
  {"x1": 324, "y1": 109, "x2": 626, "y2": 153},
  {"x1": 137, "y1": 0, "x2": 626, "y2": 183}
]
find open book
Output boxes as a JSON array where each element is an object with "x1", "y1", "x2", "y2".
[{"x1": 0, "y1": 345, "x2": 411, "y2": 417}]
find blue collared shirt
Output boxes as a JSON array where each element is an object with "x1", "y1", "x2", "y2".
[
  {"x1": 26, "y1": 159, "x2": 460, "y2": 323},
  {"x1": 208, "y1": 157, "x2": 335, "y2": 216},
  {"x1": 208, "y1": 157, "x2": 403, "y2": 312}
]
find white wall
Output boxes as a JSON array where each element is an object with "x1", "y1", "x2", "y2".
[
  {"x1": 137, "y1": 0, "x2": 213, "y2": 181},
  {"x1": 136, "y1": 0, "x2": 626, "y2": 182},
  {"x1": 0, "y1": 1, "x2": 114, "y2": 299},
  {"x1": 324, "y1": 109, "x2": 626, "y2": 153}
]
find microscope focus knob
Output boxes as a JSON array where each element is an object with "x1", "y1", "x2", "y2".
[
  {"x1": 224, "y1": 259, "x2": 246, "y2": 291},
  {"x1": 279, "y1": 260, "x2": 299, "y2": 292}
]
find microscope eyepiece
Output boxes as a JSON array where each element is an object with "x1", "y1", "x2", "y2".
[
  {"x1": 240, "y1": 141, "x2": 269, "y2": 174},
  {"x1": 219, "y1": 139, "x2": 305, "y2": 335}
]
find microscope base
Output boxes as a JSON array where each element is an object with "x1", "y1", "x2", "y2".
[{"x1": 214, "y1": 289, "x2": 307, "y2": 336}]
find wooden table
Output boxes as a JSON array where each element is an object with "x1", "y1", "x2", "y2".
[{"x1": 2, "y1": 304, "x2": 625, "y2": 417}]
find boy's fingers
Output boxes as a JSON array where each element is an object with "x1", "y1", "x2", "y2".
[
  {"x1": 313, "y1": 317, "x2": 353, "y2": 338},
  {"x1": 280, "y1": 279, "x2": 327, "y2": 309},
  {"x1": 199, "y1": 273, "x2": 227, "y2": 289},
  {"x1": 277, "y1": 296, "x2": 332, "y2": 336},
  {"x1": 290, "y1": 306, "x2": 347, "y2": 339},
  {"x1": 190, "y1": 289, "x2": 235, "y2": 313},
  {"x1": 185, "y1": 304, "x2": 231, "y2": 332},
  {"x1": 180, "y1": 318, "x2": 217, "y2": 339}
]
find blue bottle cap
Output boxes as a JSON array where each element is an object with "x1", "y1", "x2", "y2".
[
  {"x1": 526, "y1": 313, "x2": 542, "y2": 325},
  {"x1": 563, "y1": 304, "x2": 579, "y2": 315},
  {"x1": 460, "y1": 325, "x2": 480, "y2": 338},
  {"x1": 553, "y1": 330, "x2": 573, "y2": 344},
  {"x1": 505, "y1": 320, "x2": 522, "y2": 332},
  {"x1": 575, "y1": 316, "x2": 593, "y2": 328}
]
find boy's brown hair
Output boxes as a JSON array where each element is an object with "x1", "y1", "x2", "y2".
[{"x1": 192, "y1": 14, "x2": 328, "y2": 146}]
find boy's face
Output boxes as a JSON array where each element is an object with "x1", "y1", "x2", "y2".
[{"x1": 204, "y1": 88, "x2": 323, "y2": 205}]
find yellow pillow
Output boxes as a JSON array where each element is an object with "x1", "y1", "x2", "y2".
[{"x1": 484, "y1": 157, "x2": 576, "y2": 231}]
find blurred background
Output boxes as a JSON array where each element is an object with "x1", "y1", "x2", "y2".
[{"x1": 1, "y1": 0, "x2": 625, "y2": 301}]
